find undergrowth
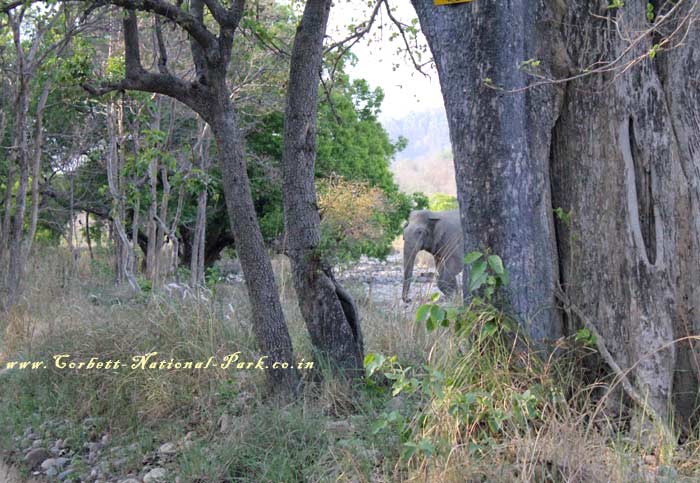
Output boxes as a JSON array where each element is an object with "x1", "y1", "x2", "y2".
[{"x1": 1, "y1": 249, "x2": 699, "y2": 482}]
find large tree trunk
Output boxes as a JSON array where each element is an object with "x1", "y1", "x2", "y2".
[
  {"x1": 411, "y1": 0, "x2": 566, "y2": 342},
  {"x1": 550, "y1": 1, "x2": 700, "y2": 425},
  {"x1": 212, "y1": 104, "x2": 300, "y2": 394},
  {"x1": 412, "y1": 0, "x2": 700, "y2": 425},
  {"x1": 281, "y1": 0, "x2": 364, "y2": 376}
]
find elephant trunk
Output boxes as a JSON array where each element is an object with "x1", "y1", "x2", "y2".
[{"x1": 402, "y1": 240, "x2": 418, "y2": 302}]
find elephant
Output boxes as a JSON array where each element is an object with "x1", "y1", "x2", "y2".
[{"x1": 402, "y1": 209, "x2": 463, "y2": 303}]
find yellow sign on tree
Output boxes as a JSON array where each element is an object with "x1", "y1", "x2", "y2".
[{"x1": 434, "y1": 0, "x2": 474, "y2": 4}]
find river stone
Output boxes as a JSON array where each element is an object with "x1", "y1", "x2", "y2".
[
  {"x1": 158, "y1": 442, "x2": 177, "y2": 455},
  {"x1": 58, "y1": 469, "x2": 74, "y2": 480},
  {"x1": 143, "y1": 467, "x2": 167, "y2": 482},
  {"x1": 24, "y1": 447, "x2": 51, "y2": 469},
  {"x1": 41, "y1": 458, "x2": 62, "y2": 470}
]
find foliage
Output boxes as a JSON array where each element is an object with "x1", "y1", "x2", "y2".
[
  {"x1": 427, "y1": 193, "x2": 458, "y2": 212},
  {"x1": 365, "y1": 298, "x2": 563, "y2": 468},
  {"x1": 317, "y1": 176, "x2": 388, "y2": 261},
  {"x1": 463, "y1": 251, "x2": 509, "y2": 301},
  {"x1": 245, "y1": 71, "x2": 425, "y2": 259}
]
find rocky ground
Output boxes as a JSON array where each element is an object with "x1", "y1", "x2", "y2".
[
  {"x1": 5, "y1": 419, "x2": 191, "y2": 482},
  {"x1": 1, "y1": 251, "x2": 448, "y2": 482},
  {"x1": 220, "y1": 251, "x2": 450, "y2": 307}
]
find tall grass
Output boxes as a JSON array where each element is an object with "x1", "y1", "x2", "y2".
[{"x1": 1, "y1": 249, "x2": 699, "y2": 482}]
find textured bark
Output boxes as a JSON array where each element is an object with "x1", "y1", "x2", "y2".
[
  {"x1": 411, "y1": 0, "x2": 566, "y2": 342},
  {"x1": 550, "y1": 1, "x2": 700, "y2": 424},
  {"x1": 212, "y1": 106, "x2": 299, "y2": 391},
  {"x1": 106, "y1": 101, "x2": 140, "y2": 292},
  {"x1": 281, "y1": 0, "x2": 364, "y2": 376},
  {"x1": 412, "y1": 0, "x2": 700, "y2": 424},
  {"x1": 190, "y1": 122, "x2": 210, "y2": 287}
]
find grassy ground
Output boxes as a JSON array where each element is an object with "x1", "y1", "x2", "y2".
[{"x1": 1, "y1": 248, "x2": 700, "y2": 482}]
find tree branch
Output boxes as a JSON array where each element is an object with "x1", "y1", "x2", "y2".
[
  {"x1": 82, "y1": 71, "x2": 208, "y2": 116},
  {"x1": 154, "y1": 15, "x2": 169, "y2": 74},
  {"x1": 2, "y1": 0, "x2": 218, "y2": 59}
]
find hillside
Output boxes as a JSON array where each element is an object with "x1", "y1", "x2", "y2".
[{"x1": 383, "y1": 108, "x2": 457, "y2": 195}]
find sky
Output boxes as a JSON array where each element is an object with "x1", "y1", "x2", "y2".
[{"x1": 326, "y1": 2, "x2": 445, "y2": 121}]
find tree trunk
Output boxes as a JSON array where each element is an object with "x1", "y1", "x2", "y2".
[
  {"x1": 412, "y1": 0, "x2": 700, "y2": 425},
  {"x1": 281, "y1": 0, "x2": 364, "y2": 376},
  {"x1": 411, "y1": 0, "x2": 565, "y2": 342},
  {"x1": 106, "y1": 101, "x2": 140, "y2": 292},
  {"x1": 549, "y1": 1, "x2": 700, "y2": 425},
  {"x1": 211, "y1": 104, "x2": 299, "y2": 395},
  {"x1": 6, "y1": 75, "x2": 31, "y2": 303},
  {"x1": 191, "y1": 122, "x2": 210, "y2": 288}
]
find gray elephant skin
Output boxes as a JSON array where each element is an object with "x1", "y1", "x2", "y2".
[{"x1": 402, "y1": 209, "x2": 463, "y2": 302}]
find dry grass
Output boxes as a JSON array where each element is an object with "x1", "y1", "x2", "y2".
[{"x1": 1, "y1": 249, "x2": 699, "y2": 482}]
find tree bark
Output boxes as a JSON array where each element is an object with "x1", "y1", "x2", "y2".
[
  {"x1": 411, "y1": 0, "x2": 700, "y2": 425},
  {"x1": 411, "y1": 0, "x2": 566, "y2": 342},
  {"x1": 549, "y1": 1, "x2": 700, "y2": 425},
  {"x1": 211, "y1": 104, "x2": 300, "y2": 393},
  {"x1": 281, "y1": 0, "x2": 364, "y2": 376}
]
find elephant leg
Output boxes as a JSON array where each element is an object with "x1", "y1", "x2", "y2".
[{"x1": 437, "y1": 270, "x2": 457, "y2": 298}]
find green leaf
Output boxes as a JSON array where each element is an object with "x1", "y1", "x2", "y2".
[
  {"x1": 371, "y1": 419, "x2": 388, "y2": 434},
  {"x1": 468, "y1": 260, "x2": 488, "y2": 292},
  {"x1": 470, "y1": 259, "x2": 487, "y2": 278},
  {"x1": 468, "y1": 272, "x2": 488, "y2": 293},
  {"x1": 487, "y1": 255, "x2": 505, "y2": 275},
  {"x1": 481, "y1": 320, "x2": 498, "y2": 338},
  {"x1": 429, "y1": 305, "x2": 445, "y2": 324},
  {"x1": 416, "y1": 304, "x2": 431, "y2": 323},
  {"x1": 417, "y1": 438, "x2": 436, "y2": 455},
  {"x1": 464, "y1": 251, "x2": 483, "y2": 265}
]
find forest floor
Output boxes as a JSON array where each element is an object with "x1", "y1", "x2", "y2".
[{"x1": 1, "y1": 248, "x2": 699, "y2": 482}]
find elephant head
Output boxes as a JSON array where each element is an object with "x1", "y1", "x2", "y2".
[
  {"x1": 402, "y1": 209, "x2": 463, "y2": 303},
  {"x1": 402, "y1": 211, "x2": 439, "y2": 302}
]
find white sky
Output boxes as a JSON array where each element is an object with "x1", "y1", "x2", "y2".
[{"x1": 326, "y1": 2, "x2": 445, "y2": 121}]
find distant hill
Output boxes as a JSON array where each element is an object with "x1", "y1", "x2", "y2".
[{"x1": 383, "y1": 108, "x2": 456, "y2": 196}]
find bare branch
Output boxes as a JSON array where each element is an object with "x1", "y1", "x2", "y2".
[
  {"x1": 2, "y1": 0, "x2": 218, "y2": 60},
  {"x1": 324, "y1": 0, "x2": 384, "y2": 54},
  {"x1": 383, "y1": 1, "x2": 429, "y2": 77},
  {"x1": 82, "y1": 71, "x2": 209, "y2": 116}
]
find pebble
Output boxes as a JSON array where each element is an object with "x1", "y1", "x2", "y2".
[
  {"x1": 24, "y1": 447, "x2": 51, "y2": 469},
  {"x1": 158, "y1": 442, "x2": 177, "y2": 455},
  {"x1": 143, "y1": 467, "x2": 167, "y2": 482},
  {"x1": 41, "y1": 457, "x2": 64, "y2": 470},
  {"x1": 112, "y1": 457, "x2": 129, "y2": 469},
  {"x1": 58, "y1": 469, "x2": 74, "y2": 481},
  {"x1": 118, "y1": 479, "x2": 141, "y2": 483},
  {"x1": 219, "y1": 413, "x2": 232, "y2": 433}
]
